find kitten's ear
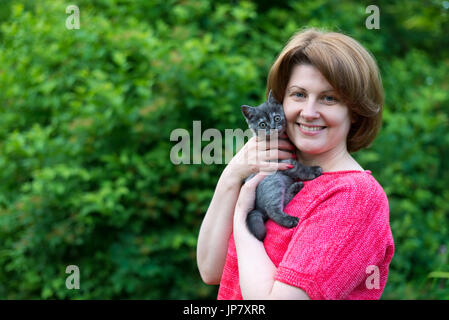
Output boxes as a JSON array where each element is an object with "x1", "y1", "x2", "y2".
[
  {"x1": 268, "y1": 89, "x2": 280, "y2": 105},
  {"x1": 241, "y1": 105, "x2": 254, "y2": 120}
]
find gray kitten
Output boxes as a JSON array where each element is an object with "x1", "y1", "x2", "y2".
[{"x1": 241, "y1": 90, "x2": 322, "y2": 241}]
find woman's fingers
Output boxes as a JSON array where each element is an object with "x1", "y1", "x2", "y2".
[
  {"x1": 264, "y1": 149, "x2": 296, "y2": 161},
  {"x1": 258, "y1": 161, "x2": 294, "y2": 173},
  {"x1": 247, "y1": 136, "x2": 297, "y2": 165},
  {"x1": 245, "y1": 148, "x2": 294, "y2": 165},
  {"x1": 256, "y1": 138, "x2": 296, "y2": 152},
  {"x1": 234, "y1": 172, "x2": 268, "y2": 218},
  {"x1": 241, "y1": 172, "x2": 267, "y2": 189},
  {"x1": 229, "y1": 134, "x2": 296, "y2": 180}
]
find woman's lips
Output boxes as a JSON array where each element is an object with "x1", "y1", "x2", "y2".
[{"x1": 297, "y1": 123, "x2": 327, "y2": 136}]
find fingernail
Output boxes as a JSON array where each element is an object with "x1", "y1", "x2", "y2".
[
  {"x1": 292, "y1": 153, "x2": 297, "y2": 159},
  {"x1": 287, "y1": 164, "x2": 294, "y2": 168}
]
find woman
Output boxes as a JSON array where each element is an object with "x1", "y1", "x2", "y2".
[{"x1": 196, "y1": 28, "x2": 394, "y2": 300}]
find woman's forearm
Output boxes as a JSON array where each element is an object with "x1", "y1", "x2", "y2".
[
  {"x1": 196, "y1": 166, "x2": 243, "y2": 284},
  {"x1": 233, "y1": 210, "x2": 277, "y2": 299}
]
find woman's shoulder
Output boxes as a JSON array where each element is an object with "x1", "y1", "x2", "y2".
[
  {"x1": 299, "y1": 170, "x2": 389, "y2": 217},
  {"x1": 313, "y1": 170, "x2": 385, "y2": 195},
  {"x1": 285, "y1": 170, "x2": 392, "y2": 241}
]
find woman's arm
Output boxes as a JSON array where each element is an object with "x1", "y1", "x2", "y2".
[
  {"x1": 232, "y1": 173, "x2": 310, "y2": 300},
  {"x1": 196, "y1": 166, "x2": 243, "y2": 284},
  {"x1": 196, "y1": 135, "x2": 296, "y2": 285}
]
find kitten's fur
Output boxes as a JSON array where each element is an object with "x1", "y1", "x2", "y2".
[{"x1": 241, "y1": 90, "x2": 322, "y2": 241}]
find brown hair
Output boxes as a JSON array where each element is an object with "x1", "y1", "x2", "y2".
[{"x1": 266, "y1": 28, "x2": 384, "y2": 153}]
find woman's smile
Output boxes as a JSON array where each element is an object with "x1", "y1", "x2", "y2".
[{"x1": 297, "y1": 123, "x2": 327, "y2": 136}]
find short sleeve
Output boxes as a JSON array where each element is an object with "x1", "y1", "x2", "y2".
[{"x1": 274, "y1": 182, "x2": 391, "y2": 300}]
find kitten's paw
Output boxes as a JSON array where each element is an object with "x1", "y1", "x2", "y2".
[
  {"x1": 301, "y1": 166, "x2": 322, "y2": 179},
  {"x1": 312, "y1": 166, "x2": 323, "y2": 177},
  {"x1": 290, "y1": 181, "x2": 304, "y2": 194},
  {"x1": 282, "y1": 215, "x2": 299, "y2": 228}
]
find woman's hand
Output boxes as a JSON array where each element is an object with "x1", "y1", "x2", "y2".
[
  {"x1": 234, "y1": 172, "x2": 268, "y2": 227},
  {"x1": 226, "y1": 132, "x2": 297, "y2": 182}
]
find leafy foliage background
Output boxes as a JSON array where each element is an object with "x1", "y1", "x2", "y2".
[{"x1": 0, "y1": 0, "x2": 448, "y2": 299}]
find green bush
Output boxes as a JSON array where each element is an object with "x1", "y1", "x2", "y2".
[{"x1": 0, "y1": 0, "x2": 448, "y2": 299}]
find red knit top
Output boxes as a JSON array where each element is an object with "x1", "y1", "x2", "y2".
[{"x1": 217, "y1": 170, "x2": 395, "y2": 300}]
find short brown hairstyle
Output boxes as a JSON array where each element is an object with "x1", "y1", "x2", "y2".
[{"x1": 266, "y1": 28, "x2": 384, "y2": 153}]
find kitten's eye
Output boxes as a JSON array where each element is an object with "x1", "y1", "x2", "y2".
[
  {"x1": 259, "y1": 122, "x2": 267, "y2": 129},
  {"x1": 274, "y1": 115, "x2": 281, "y2": 122}
]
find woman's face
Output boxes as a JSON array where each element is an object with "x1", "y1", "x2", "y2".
[{"x1": 283, "y1": 64, "x2": 352, "y2": 157}]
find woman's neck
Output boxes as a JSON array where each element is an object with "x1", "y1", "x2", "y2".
[{"x1": 296, "y1": 145, "x2": 363, "y2": 173}]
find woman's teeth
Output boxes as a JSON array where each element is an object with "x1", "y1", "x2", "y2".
[{"x1": 299, "y1": 124, "x2": 326, "y2": 131}]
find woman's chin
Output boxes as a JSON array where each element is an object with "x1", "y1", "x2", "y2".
[{"x1": 289, "y1": 138, "x2": 323, "y2": 154}]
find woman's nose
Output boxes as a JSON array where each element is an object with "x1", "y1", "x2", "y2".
[{"x1": 301, "y1": 99, "x2": 320, "y2": 120}]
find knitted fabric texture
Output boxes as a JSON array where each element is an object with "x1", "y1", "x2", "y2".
[{"x1": 217, "y1": 170, "x2": 395, "y2": 300}]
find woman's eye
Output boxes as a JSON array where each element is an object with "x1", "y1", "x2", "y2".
[
  {"x1": 274, "y1": 115, "x2": 281, "y2": 122},
  {"x1": 259, "y1": 122, "x2": 267, "y2": 128},
  {"x1": 292, "y1": 92, "x2": 305, "y2": 98},
  {"x1": 323, "y1": 95, "x2": 338, "y2": 103}
]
